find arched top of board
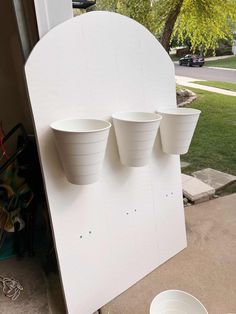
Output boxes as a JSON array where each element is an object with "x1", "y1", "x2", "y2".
[
  {"x1": 25, "y1": 11, "x2": 176, "y2": 118},
  {"x1": 27, "y1": 11, "x2": 171, "y2": 62}
]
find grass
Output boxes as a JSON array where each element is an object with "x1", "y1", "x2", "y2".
[
  {"x1": 176, "y1": 84, "x2": 182, "y2": 91},
  {"x1": 180, "y1": 88, "x2": 236, "y2": 177},
  {"x1": 205, "y1": 56, "x2": 236, "y2": 69},
  {"x1": 192, "y1": 81, "x2": 236, "y2": 92}
]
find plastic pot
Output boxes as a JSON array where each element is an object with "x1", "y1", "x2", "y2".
[
  {"x1": 150, "y1": 289, "x2": 208, "y2": 314},
  {"x1": 50, "y1": 118, "x2": 111, "y2": 185},
  {"x1": 112, "y1": 112, "x2": 162, "y2": 167},
  {"x1": 157, "y1": 107, "x2": 201, "y2": 155}
]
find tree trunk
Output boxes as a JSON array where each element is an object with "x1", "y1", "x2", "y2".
[{"x1": 160, "y1": 0, "x2": 184, "y2": 53}]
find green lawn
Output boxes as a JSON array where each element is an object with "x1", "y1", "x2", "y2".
[
  {"x1": 205, "y1": 56, "x2": 236, "y2": 69},
  {"x1": 192, "y1": 81, "x2": 236, "y2": 92},
  {"x1": 180, "y1": 88, "x2": 236, "y2": 177}
]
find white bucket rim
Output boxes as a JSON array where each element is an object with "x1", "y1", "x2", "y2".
[
  {"x1": 150, "y1": 289, "x2": 208, "y2": 313},
  {"x1": 157, "y1": 108, "x2": 201, "y2": 116},
  {"x1": 50, "y1": 118, "x2": 111, "y2": 133},
  {"x1": 112, "y1": 111, "x2": 162, "y2": 123}
]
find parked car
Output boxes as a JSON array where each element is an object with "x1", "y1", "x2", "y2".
[{"x1": 179, "y1": 54, "x2": 204, "y2": 67}]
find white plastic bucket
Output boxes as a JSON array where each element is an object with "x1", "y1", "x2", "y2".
[
  {"x1": 157, "y1": 107, "x2": 201, "y2": 155},
  {"x1": 150, "y1": 290, "x2": 208, "y2": 314},
  {"x1": 50, "y1": 118, "x2": 111, "y2": 185},
  {"x1": 112, "y1": 112, "x2": 162, "y2": 167}
]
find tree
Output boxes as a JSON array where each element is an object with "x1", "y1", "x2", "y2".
[
  {"x1": 173, "y1": 0, "x2": 236, "y2": 53},
  {"x1": 117, "y1": 0, "x2": 154, "y2": 32},
  {"x1": 95, "y1": 0, "x2": 118, "y2": 11},
  {"x1": 95, "y1": 0, "x2": 236, "y2": 53},
  {"x1": 152, "y1": 0, "x2": 184, "y2": 52},
  {"x1": 153, "y1": 0, "x2": 236, "y2": 53}
]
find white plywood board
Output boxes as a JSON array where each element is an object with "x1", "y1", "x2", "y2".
[{"x1": 25, "y1": 12, "x2": 187, "y2": 314}]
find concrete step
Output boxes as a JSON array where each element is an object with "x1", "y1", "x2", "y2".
[
  {"x1": 182, "y1": 174, "x2": 215, "y2": 203},
  {"x1": 192, "y1": 168, "x2": 236, "y2": 192}
]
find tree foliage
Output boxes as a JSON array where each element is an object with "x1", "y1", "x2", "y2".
[
  {"x1": 95, "y1": 0, "x2": 118, "y2": 11},
  {"x1": 95, "y1": 0, "x2": 236, "y2": 53},
  {"x1": 174, "y1": 0, "x2": 236, "y2": 52},
  {"x1": 117, "y1": 0, "x2": 154, "y2": 31}
]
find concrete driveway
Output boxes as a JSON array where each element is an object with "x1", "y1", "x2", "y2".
[{"x1": 100, "y1": 193, "x2": 236, "y2": 314}]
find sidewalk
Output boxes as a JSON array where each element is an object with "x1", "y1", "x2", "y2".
[
  {"x1": 175, "y1": 75, "x2": 236, "y2": 96},
  {"x1": 204, "y1": 55, "x2": 234, "y2": 61},
  {"x1": 207, "y1": 66, "x2": 236, "y2": 71}
]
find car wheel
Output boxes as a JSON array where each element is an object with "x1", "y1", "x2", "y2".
[
  {"x1": 199, "y1": 64, "x2": 203, "y2": 67},
  {"x1": 187, "y1": 62, "x2": 191, "y2": 67},
  {"x1": 179, "y1": 61, "x2": 182, "y2": 66}
]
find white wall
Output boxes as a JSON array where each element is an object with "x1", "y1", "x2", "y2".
[{"x1": 34, "y1": 0, "x2": 73, "y2": 38}]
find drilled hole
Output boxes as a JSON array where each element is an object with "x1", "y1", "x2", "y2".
[{"x1": 80, "y1": 235, "x2": 83, "y2": 239}]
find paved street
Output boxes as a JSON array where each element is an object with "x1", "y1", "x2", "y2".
[{"x1": 174, "y1": 63, "x2": 236, "y2": 83}]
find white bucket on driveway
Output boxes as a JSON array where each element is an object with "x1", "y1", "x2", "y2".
[
  {"x1": 150, "y1": 290, "x2": 208, "y2": 314},
  {"x1": 50, "y1": 118, "x2": 111, "y2": 185},
  {"x1": 157, "y1": 107, "x2": 201, "y2": 155},
  {"x1": 112, "y1": 112, "x2": 162, "y2": 167}
]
